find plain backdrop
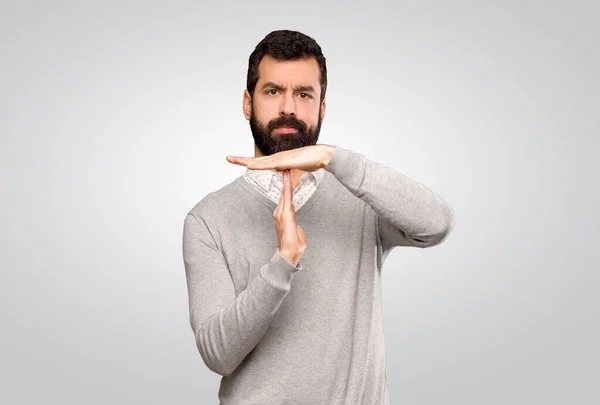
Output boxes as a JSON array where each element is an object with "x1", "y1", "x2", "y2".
[{"x1": 1, "y1": 1, "x2": 598, "y2": 404}]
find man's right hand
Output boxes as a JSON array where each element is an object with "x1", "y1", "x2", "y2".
[{"x1": 273, "y1": 170, "x2": 306, "y2": 267}]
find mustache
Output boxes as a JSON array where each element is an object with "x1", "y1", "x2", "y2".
[{"x1": 266, "y1": 116, "x2": 307, "y2": 133}]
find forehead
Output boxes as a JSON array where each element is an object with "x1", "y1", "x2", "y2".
[{"x1": 257, "y1": 55, "x2": 321, "y2": 86}]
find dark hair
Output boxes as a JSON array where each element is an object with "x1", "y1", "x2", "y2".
[{"x1": 246, "y1": 30, "x2": 327, "y2": 102}]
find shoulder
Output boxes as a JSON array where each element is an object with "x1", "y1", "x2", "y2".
[{"x1": 187, "y1": 176, "x2": 247, "y2": 220}]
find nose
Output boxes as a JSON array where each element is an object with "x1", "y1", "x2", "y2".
[{"x1": 279, "y1": 92, "x2": 296, "y2": 116}]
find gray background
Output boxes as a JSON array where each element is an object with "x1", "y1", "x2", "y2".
[{"x1": 1, "y1": 1, "x2": 598, "y2": 404}]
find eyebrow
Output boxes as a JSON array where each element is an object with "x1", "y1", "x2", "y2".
[{"x1": 261, "y1": 82, "x2": 316, "y2": 93}]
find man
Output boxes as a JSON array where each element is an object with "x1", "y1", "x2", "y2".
[{"x1": 183, "y1": 30, "x2": 455, "y2": 405}]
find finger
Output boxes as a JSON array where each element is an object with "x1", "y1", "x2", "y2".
[
  {"x1": 226, "y1": 156, "x2": 250, "y2": 166},
  {"x1": 227, "y1": 156, "x2": 270, "y2": 168},
  {"x1": 252, "y1": 158, "x2": 277, "y2": 170},
  {"x1": 283, "y1": 170, "x2": 292, "y2": 212},
  {"x1": 275, "y1": 176, "x2": 284, "y2": 215}
]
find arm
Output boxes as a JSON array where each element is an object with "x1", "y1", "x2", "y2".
[
  {"x1": 182, "y1": 213, "x2": 301, "y2": 376},
  {"x1": 323, "y1": 145, "x2": 456, "y2": 248}
]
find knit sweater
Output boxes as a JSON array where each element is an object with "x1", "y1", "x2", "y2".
[{"x1": 182, "y1": 145, "x2": 455, "y2": 404}]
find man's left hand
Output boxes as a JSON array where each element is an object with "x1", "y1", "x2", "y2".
[{"x1": 226, "y1": 144, "x2": 336, "y2": 172}]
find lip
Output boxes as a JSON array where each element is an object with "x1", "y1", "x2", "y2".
[{"x1": 273, "y1": 126, "x2": 299, "y2": 134}]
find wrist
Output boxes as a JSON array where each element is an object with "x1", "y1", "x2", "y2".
[
  {"x1": 321, "y1": 144, "x2": 336, "y2": 168},
  {"x1": 279, "y1": 248, "x2": 301, "y2": 267}
]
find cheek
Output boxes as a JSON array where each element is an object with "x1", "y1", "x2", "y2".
[
  {"x1": 300, "y1": 105, "x2": 321, "y2": 126},
  {"x1": 254, "y1": 100, "x2": 278, "y2": 122}
]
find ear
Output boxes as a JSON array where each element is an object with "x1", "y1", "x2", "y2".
[
  {"x1": 320, "y1": 97, "x2": 326, "y2": 121},
  {"x1": 243, "y1": 89, "x2": 252, "y2": 120}
]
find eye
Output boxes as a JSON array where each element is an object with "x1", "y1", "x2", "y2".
[{"x1": 299, "y1": 92, "x2": 313, "y2": 99}]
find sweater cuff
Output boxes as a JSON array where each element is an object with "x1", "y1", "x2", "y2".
[
  {"x1": 260, "y1": 249, "x2": 302, "y2": 291},
  {"x1": 323, "y1": 145, "x2": 364, "y2": 187}
]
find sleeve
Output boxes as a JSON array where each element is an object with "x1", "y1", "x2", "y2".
[
  {"x1": 323, "y1": 145, "x2": 456, "y2": 249},
  {"x1": 182, "y1": 213, "x2": 302, "y2": 376}
]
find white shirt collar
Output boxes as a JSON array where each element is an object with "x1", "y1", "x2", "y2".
[{"x1": 245, "y1": 168, "x2": 324, "y2": 193}]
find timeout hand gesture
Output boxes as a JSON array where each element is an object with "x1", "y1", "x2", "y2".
[{"x1": 226, "y1": 144, "x2": 336, "y2": 266}]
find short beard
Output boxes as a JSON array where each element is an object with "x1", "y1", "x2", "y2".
[{"x1": 249, "y1": 103, "x2": 322, "y2": 156}]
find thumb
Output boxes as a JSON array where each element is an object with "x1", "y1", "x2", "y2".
[{"x1": 297, "y1": 225, "x2": 306, "y2": 244}]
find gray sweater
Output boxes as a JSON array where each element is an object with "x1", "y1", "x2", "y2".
[{"x1": 182, "y1": 145, "x2": 455, "y2": 404}]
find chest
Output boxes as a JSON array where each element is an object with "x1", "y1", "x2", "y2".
[{"x1": 218, "y1": 202, "x2": 380, "y2": 296}]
